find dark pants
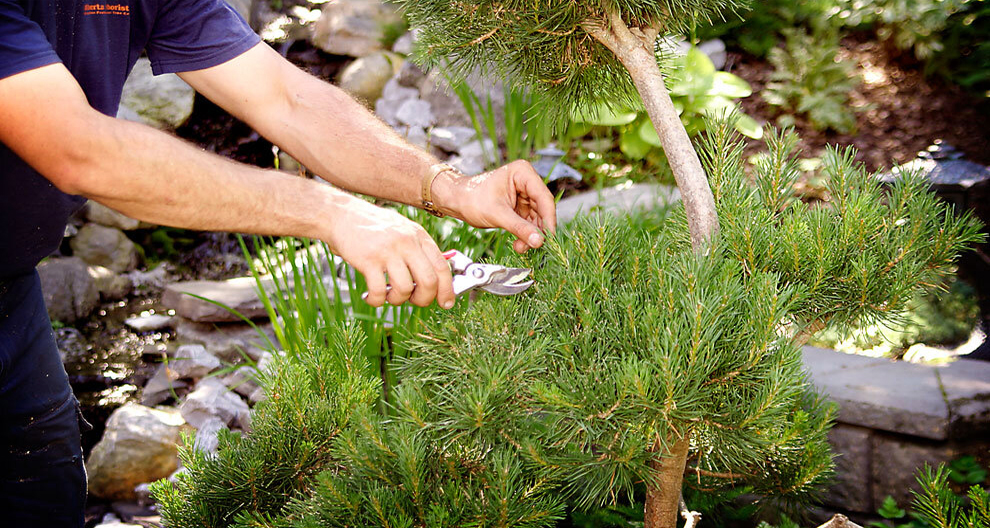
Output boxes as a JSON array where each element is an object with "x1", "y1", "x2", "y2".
[{"x1": 0, "y1": 271, "x2": 86, "y2": 527}]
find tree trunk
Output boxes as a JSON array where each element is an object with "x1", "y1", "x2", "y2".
[
  {"x1": 644, "y1": 436, "x2": 691, "y2": 528},
  {"x1": 584, "y1": 13, "x2": 720, "y2": 249}
]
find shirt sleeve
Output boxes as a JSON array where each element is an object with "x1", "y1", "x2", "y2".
[
  {"x1": 0, "y1": 0, "x2": 61, "y2": 81},
  {"x1": 146, "y1": 0, "x2": 261, "y2": 75}
]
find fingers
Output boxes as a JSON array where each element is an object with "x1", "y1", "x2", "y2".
[
  {"x1": 421, "y1": 237, "x2": 455, "y2": 309},
  {"x1": 362, "y1": 266, "x2": 388, "y2": 307},
  {"x1": 514, "y1": 160, "x2": 558, "y2": 234},
  {"x1": 385, "y1": 261, "x2": 415, "y2": 306}
]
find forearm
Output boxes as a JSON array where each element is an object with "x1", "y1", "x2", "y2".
[
  {"x1": 60, "y1": 111, "x2": 353, "y2": 241},
  {"x1": 249, "y1": 65, "x2": 440, "y2": 208}
]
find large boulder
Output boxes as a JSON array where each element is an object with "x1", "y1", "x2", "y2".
[
  {"x1": 85, "y1": 201, "x2": 141, "y2": 231},
  {"x1": 161, "y1": 276, "x2": 269, "y2": 323},
  {"x1": 86, "y1": 404, "x2": 186, "y2": 500},
  {"x1": 116, "y1": 57, "x2": 195, "y2": 130},
  {"x1": 37, "y1": 257, "x2": 100, "y2": 324},
  {"x1": 309, "y1": 0, "x2": 402, "y2": 58},
  {"x1": 70, "y1": 223, "x2": 139, "y2": 273}
]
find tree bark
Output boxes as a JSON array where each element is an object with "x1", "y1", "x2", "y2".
[
  {"x1": 644, "y1": 436, "x2": 691, "y2": 528},
  {"x1": 584, "y1": 13, "x2": 720, "y2": 250}
]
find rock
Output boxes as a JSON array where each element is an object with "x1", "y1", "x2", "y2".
[
  {"x1": 173, "y1": 317, "x2": 275, "y2": 363},
  {"x1": 871, "y1": 435, "x2": 953, "y2": 508},
  {"x1": 338, "y1": 52, "x2": 400, "y2": 105},
  {"x1": 168, "y1": 344, "x2": 221, "y2": 380},
  {"x1": 56, "y1": 327, "x2": 89, "y2": 364},
  {"x1": 556, "y1": 183, "x2": 681, "y2": 224},
  {"x1": 133, "y1": 482, "x2": 153, "y2": 505},
  {"x1": 309, "y1": 0, "x2": 402, "y2": 58},
  {"x1": 141, "y1": 364, "x2": 188, "y2": 406},
  {"x1": 392, "y1": 30, "x2": 415, "y2": 55},
  {"x1": 37, "y1": 257, "x2": 99, "y2": 324},
  {"x1": 398, "y1": 125, "x2": 429, "y2": 149},
  {"x1": 448, "y1": 155, "x2": 487, "y2": 177},
  {"x1": 126, "y1": 264, "x2": 170, "y2": 292},
  {"x1": 110, "y1": 500, "x2": 156, "y2": 523},
  {"x1": 419, "y1": 79, "x2": 472, "y2": 128},
  {"x1": 533, "y1": 147, "x2": 583, "y2": 185},
  {"x1": 180, "y1": 377, "x2": 250, "y2": 430},
  {"x1": 86, "y1": 201, "x2": 141, "y2": 231},
  {"x1": 381, "y1": 77, "x2": 419, "y2": 103},
  {"x1": 193, "y1": 416, "x2": 226, "y2": 454},
  {"x1": 375, "y1": 97, "x2": 404, "y2": 126},
  {"x1": 396, "y1": 98, "x2": 436, "y2": 128},
  {"x1": 70, "y1": 223, "x2": 139, "y2": 273},
  {"x1": 396, "y1": 60, "x2": 426, "y2": 88},
  {"x1": 697, "y1": 38, "x2": 727, "y2": 70},
  {"x1": 86, "y1": 404, "x2": 186, "y2": 500},
  {"x1": 248, "y1": 386, "x2": 267, "y2": 404},
  {"x1": 88, "y1": 265, "x2": 132, "y2": 301},
  {"x1": 124, "y1": 314, "x2": 172, "y2": 333},
  {"x1": 224, "y1": 365, "x2": 261, "y2": 398},
  {"x1": 162, "y1": 276, "x2": 269, "y2": 323},
  {"x1": 825, "y1": 425, "x2": 874, "y2": 513},
  {"x1": 117, "y1": 57, "x2": 195, "y2": 130},
  {"x1": 429, "y1": 126, "x2": 476, "y2": 153}
]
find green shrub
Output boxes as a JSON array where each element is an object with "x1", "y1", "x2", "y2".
[{"x1": 763, "y1": 28, "x2": 862, "y2": 134}]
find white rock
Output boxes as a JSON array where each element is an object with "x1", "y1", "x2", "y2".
[
  {"x1": 117, "y1": 57, "x2": 195, "y2": 130},
  {"x1": 161, "y1": 276, "x2": 270, "y2": 323},
  {"x1": 85, "y1": 404, "x2": 186, "y2": 500},
  {"x1": 381, "y1": 77, "x2": 419, "y2": 103},
  {"x1": 392, "y1": 30, "x2": 415, "y2": 55},
  {"x1": 309, "y1": 0, "x2": 402, "y2": 58},
  {"x1": 142, "y1": 364, "x2": 188, "y2": 406},
  {"x1": 375, "y1": 97, "x2": 404, "y2": 126},
  {"x1": 124, "y1": 314, "x2": 173, "y2": 333},
  {"x1": 556, "y1": 183, "x2": 681, "y2": 224},
  {"x1": 168, "y1": 344, "x2": 221, "y2": 380},
  {"x1": 224, "y1": 365, "x2": 261, "y2": 398},
  {"x1": 86, "y1": 201, "x2": 141, "y2": 230},
  {"x1": 396, "y1": 98, "x2": 436, "y2": 128},
  {"x1": 249, "y1": 386, "x2": 267, "y2": 404},
  {"x1": 338, "y1": 52, "x2": 398, "y2": 104},
  {"x1": 398, "y1": 125, "x2": 429, "y2": 149},
  {"x1": 180, "y1": 377, "x2": 250, "y2": 430},
  {"x1": 173, "y1": 317, "x2": 275, "y2": 363},
  {"x1": 448, "y1": 155, "x2": 487, "y2": 177},
  {"x1": 698, "y1": 38, "x2": 727, "y2": 70},
  {"x1": 193, "y1": 416, "x2": 226, "y2": 454},
  {"x1": 429, "y1": 126, "x2": 477, "y2": 153}
]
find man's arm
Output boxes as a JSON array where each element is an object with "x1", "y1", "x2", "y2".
[
  {"x1": 0, "y1": 62, "x2": 455, "y2": 308},
  {"x1": 177, "y1": 43, "x2": 557, "y2": 253}
]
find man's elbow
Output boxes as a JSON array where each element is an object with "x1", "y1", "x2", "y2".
[{"x1": 43, "y1": 112, "x2": 115, "y2": 196}]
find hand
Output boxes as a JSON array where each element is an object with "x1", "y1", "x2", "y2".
[
  {"x1": 324, "y1": 193, "x2": 455, "y2": 309},
  {"x1": 435, "y1": 160, "x2": 557, "y2": 253}
]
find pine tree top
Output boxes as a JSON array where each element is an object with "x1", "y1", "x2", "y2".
[{"x1": 399, "y1": 0, "x2": 744, "y2": 118}]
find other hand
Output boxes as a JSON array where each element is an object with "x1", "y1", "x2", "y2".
[
  {"x1": 325, "y1": 194, "x2": 454, "y2": 309},
  {"x1": 435, "y1": 160, "x2": 557, "y2": 253}
]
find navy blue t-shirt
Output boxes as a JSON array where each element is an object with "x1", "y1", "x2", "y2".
[{"x1": 0, "y1": 0, "x2": 260, "y2": 279}]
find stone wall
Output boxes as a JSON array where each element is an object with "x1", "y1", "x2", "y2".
[{"x1": 803, "y1": 347, "x2": 990, "y2": 514}]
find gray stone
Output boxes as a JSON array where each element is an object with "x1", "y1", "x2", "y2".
[
  {"x1": 124, "y1": 314, "x2": 173, "y2": 333},
  {"x1": 71, "y1": 223, "x2": 139, "y2": 273},
  {"x1": 180, "y1": 377, "x2": 250, "y2": 430},
  {"x1": 168, "y1": 344, "x2": 221, "y2": 380},
  {"x1": 173, "y1": 317, "x2": 275, "y2": 363},
  {"x1": 86, "y1": 404, "x2": 186, "y2": 500},
  {"x1": 161, "y1": 276, "x2": 269, "y2": 323},
  {"x1": 396, "y1": 98, "x2": 436, "y2": 128},
  {"x1": 392, "y1": 30, "x2": 415, "y2": 55},
  {"x1": 94, "y1": 520, "x2": 143, "y2": 528},
  {"x1": 532, "y1": 157, "x2": 583, "y2": 184},
  {"x1": 429, "y1": 126, "x2": 476, "y2": 153},
  {"x1": 936, "y1": 358, "x2": 990, "y2": 438},
  {"x1": 396, "y1": 60, "x2": 426, "y2": 88},
  {"x1": 338, "y1": 52, "x2": 399, "y2": 105},
  {"x1": 249, "y1": 386, "x2": 266, "y2": 404},
  {"x1": 117, "y1": 57, "x2": 195, "y2": 130},
  {"x1": 224, "y1": 365, "x2": 261, "y2": 398},
  {"x1": 88, "y1": 265, "x2": 132, "y2": 301},
  {"x1": 381, "y1": 77, "x2": 419, "y2": 103},
  {"x1": 133, "y1": 482, "x2": 153, "y2": 505},
  {"x1": 825, "y1": 425, "x2": 874, "y2": 513},
  {"x1": 398, "y1": 125, "x2": 429, "y2": 149},
  {"x1": 697, "y1": 38, "x2": 727, "y2": 70},
  {"x1": 448, "y1": 155, "x2": 487, "y2": 177},
  {"x1": 126, "y1": 264, "x2": 170, "y2": 292},
  {"x1": 804, "y1": 347, "x2": 951, "y2": 440},
  {"x1": 309, "y1": 0, "x2": 402, "y2": 58},
  {"x1": 37, "y1": 257, "x2": 100, "y2": 324},
  {"x1": 193, "y1": 416, "x2": 226, "y2": 454},
  {"x1": 56, "y1": 327, "x2": 89, "y2": 364},
  {"x1": 871, "y1": 434, "x2": 953, "y2": 508},
  {"x1": 141, "y1": 364, "x2": 188, "y2": 406},
  {"x1": 419, "y1": 80, "x2": 472, "y2": 128},
  {"x1": 375, "y1": 97, "x2": 404, "y2": 126},
  {"x1": 86, "y1": 201, "x2": 141, "y2": 230},
  {"x1": 556, "y1": 183, "x2": 681, "y2": 224}
]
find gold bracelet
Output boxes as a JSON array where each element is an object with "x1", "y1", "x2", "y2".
[{"x1": 422, "y1": 163, "x2": 460, "y2": 217}]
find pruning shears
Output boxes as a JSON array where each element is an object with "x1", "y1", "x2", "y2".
[{"x1": 361, "y1": 250, "x2": 534, "y2": 303}]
